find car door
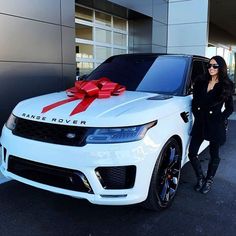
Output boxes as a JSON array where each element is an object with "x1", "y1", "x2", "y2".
[
  {"x1": 181, "y1": 60, "x2": 205, "y2": 136},
  {"x1": 187, "y1": 59, "x2": 209, "y2": 153}
]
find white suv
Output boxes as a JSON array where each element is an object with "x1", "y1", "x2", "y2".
[{"x1": 0, "y1": 54, "x2": 209, "y2": 210}]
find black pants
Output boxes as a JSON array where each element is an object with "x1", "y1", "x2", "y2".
[{"x1": 188, "y1": 135, "x2": 221, "y2": 178}]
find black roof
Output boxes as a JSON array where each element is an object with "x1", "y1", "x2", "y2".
[{"x1": 107, "y1": 53, "x2": 209, "y2": 61}]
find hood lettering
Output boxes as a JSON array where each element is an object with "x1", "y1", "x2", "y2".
[{"x1": 21, "y1": 113, "x2": 86, "y2": 125}]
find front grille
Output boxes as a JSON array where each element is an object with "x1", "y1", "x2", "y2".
[
  {"x1": 95, "y1": 166, "x2": 136, "y2": 189},
  {"x1": 8, "y1": 156, "x2": 93, "y2": 193},
  {"x1": 13, "y1": 118, "x2": 89, "y2": 146}
]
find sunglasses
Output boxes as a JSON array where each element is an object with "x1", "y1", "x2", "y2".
[{"x1": 207, "y1": 63, "x2": 219, "y2": 69}]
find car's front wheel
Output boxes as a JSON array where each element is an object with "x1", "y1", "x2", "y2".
[{"x1": 142, "y1": 137, "x2": 182, "y2": 211}]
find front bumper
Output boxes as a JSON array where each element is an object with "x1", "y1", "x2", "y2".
[{"x1": 0, "y1": 126, "x2": 161, "y2": 205}]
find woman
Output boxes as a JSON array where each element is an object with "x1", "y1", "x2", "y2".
[{"x1": 189, "y1": 55, "x2": 234, "y2": 194}]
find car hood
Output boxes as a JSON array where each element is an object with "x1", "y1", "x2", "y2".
[{"x1": 13, "y1": 91, "x2": 184, "y2": 127}]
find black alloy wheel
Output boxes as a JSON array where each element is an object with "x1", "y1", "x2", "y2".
[{"x1": 142, "y1": 137, "x2": 182, "y2": 211}]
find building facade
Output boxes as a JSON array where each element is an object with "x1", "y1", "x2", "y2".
[
  {"x1": 0, "y1": 0, "x2": 75, "y2": 127},
  {"x1": 0, "y1": 0, "x2": 235, "y2": 128}
]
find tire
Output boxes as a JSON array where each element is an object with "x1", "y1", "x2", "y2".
[{"x1": 142, "y1": 137, "x2": 182, "y2": 211}]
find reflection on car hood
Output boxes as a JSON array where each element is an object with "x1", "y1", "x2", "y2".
[{"x1": 13, "y1": 91, "x2": 185, "y2": 127}]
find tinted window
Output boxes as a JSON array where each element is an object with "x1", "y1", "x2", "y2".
[
  {"x1": 137, "y1": 57, "x2": 187, "y2": 95},
  {"x1": 191, "y1": 61, "x2": 204, "y2": 82},
  {"x1": 187, "y1": 60, "x2": 205, "y2": 94},
  {"x1": 87, "y1": 55, "x2": 157, "y2": 90},
  {"x1": 86, "y1": 55, "x2": 187, "y2": 95}
]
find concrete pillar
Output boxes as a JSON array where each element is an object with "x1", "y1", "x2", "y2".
[{"x1": 167, "y1": 0, "x2": 209, "y2": 56}]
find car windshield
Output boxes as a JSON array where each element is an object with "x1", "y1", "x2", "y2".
[{"x1": 86, "y1": 54, "x2": 188, "y2": 95}]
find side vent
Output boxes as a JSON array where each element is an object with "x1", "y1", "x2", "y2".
[
  {"x1": 180, "y1": 112, "x2": 189, "y2": 123},
  {"x1": 3, "y1": 147, "x2": 7, "y2": 163}
]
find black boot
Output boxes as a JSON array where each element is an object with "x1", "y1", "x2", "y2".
[
  {"x1": 190, "y1": 157, "x2": 205, "y2": 192},
  {"x1": 200, "y1": 177, "x2": 213, "y2": 194},
  {"x1": 200, "y1": 158, "x2": 220, "y2": 194},
  {"x1": 194, "y1": 177, "x2": 205, "y2": 192}
]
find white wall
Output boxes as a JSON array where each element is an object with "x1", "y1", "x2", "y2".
[{"x1": 167, "y1": 0, "x2": 209, "y2": 56}]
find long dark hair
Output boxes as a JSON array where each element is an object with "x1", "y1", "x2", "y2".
[{"x1": 207, "y1": 55, "x2": 234, "y2": 101}]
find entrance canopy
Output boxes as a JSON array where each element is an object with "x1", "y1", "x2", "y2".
[{"x1": 209, "y1": 0, "x2": 236, "y2": 49}]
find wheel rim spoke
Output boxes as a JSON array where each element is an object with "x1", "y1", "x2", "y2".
[
  {"x1": 169, "y1": 147, "x2": 176, "y2": 163},
  {"x1": 159, "y1": 175, "x2": 178, "y2": 201},
  {"x1": 160, "y1": 179, "x2": 170, "y2": 201},
  {"x1": 172, "y1": 176, "x2": 178, "y2": 185},
  {"x1": 168, "y1": 147, "x2": 178, "y2": 169},
  {"x1": 158, "y1": 143, "x2": 181, "y2": 205},
  {"x1": 169, "y1": 187, "x2": 175, "y2": 197},
  {"x1": 172, "y1": 168, "x2": 180, "y2": 175}
]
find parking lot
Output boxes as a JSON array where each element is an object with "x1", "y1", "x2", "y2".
[{"x1": 0, "y1": 101, "x2": 236, "y2": 236}]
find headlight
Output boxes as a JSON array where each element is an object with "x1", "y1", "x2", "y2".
[
  {"x1": 5, "y1": 114, "x2": 18, "y2": 130},
  {"x1": 86, "y1": 121, "x2": 157, "y2": 144}
]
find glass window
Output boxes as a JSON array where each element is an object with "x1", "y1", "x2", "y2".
[
  {"x1": 95, "y1": 28, "x2": 111, "y2": 44},
  {"x1": 77, "y1": 62, "x2": 94, "y2": 76},
  {"x1": 75, "y1": 24, "x2": 93, "y2": 40},
  {"x1": 113, "y1": 48, "x2": 126, "y2": 55},
  {"x1": 228, "y1": 53, "x2": 235, "y2": 83},
  {"x1": 113, "y1": 17, "x2": 127, "y2": 31},
  {"x1": 206, "y1": 46, "x2": 217, "y2": 59},
  {"x1": 86, "y1": 54, "x2": 157, "y2": 91},
  {"x1": 86, "y1": 55, "x2": 187, "y2": 95},
  {"x1": 95, "y1": 11, "x2": 111, "y2": 27},
  {"x1": 224, "y1": 48, "x2": 230, "y2": 65},
  {"x1": 188, "y1": 61, "x2": 205, "y2": 93},
  {"x1": 113, "y1": 32, "x2": 126, "y2": 47},
  {"x1": 75, "y1": 5, "x2": 93, "y2": 22},
  {"x1": 96, "y1": 46, "x2": 111, "y2": 61},
  {"x1": 75, "y1": 7, "x2": 128, "y2": 73},
  {"x1": 217, "y1": 47, "x2": 224, "y2": 57},
  {"x1": 191, "y1": 61, "x2": 204, "y2": 80},
  {"x1": 76, "y1": 43, "x2": 93, "y2": 59},
  {"x1": 137, "y1": 57, "x2": 187, "y2": 95}
]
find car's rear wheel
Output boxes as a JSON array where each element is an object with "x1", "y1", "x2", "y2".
[{"x1": 142, "y1": 137, "x2": 182, "y2": 211}]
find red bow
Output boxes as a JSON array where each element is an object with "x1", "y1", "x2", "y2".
[{"x1": 41, "y1": 77, "x2": 126, "y2": 116}]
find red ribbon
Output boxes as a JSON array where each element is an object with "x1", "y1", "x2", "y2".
[{"x1": 41, "y1": 77, "x2": 126, "y2": 116}]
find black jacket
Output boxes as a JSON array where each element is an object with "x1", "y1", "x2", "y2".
[{"x1": 191, "y1": 75, "x2": 234, "y2": 145}]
